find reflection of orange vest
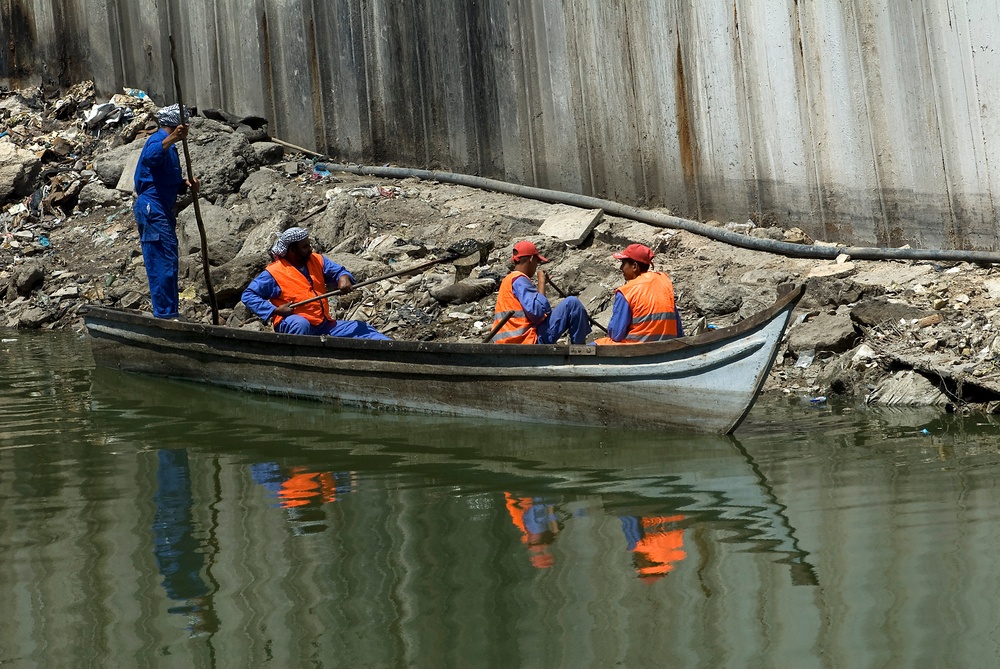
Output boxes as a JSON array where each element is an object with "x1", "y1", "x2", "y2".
[
  {"x1": 494, "y1": 272, "x2": 538, "y2": 344},
  {"x1": 266, "y1": 254, "x2": 330, "y2": 327},
  {"x1": 278, "y1": 467, "x2": 340, "y2": 508},
  {"x1": 503, "y1": 493, "x2": 556, "y2": 569},
  {"x1": 595, "y1": 272, "x2": 679, "y2": 344},
  {"x1": 633, "y1": 515, "x2": 686, "y2": 578}
]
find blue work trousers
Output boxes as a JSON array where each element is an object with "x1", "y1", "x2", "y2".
[
  {"x1": 277, "y1": 315, "x2": 390, "y2": 340},
  {"x1": 535, "y1": 296, "x2": 591, "y2": 345},
  {"x1": 135, "y1": 197, "x2": 180, "y2": 319}
]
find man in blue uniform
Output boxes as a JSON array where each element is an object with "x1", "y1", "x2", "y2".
[
  {"x1": 241, "y1": 227, "x2": 390, "y2": 339},
  {"x1": 133, "y1": 104, "x2": 198, "y2": 319}
]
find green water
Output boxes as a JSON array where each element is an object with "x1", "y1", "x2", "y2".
[{"x1": 2, "y1": 329, "x2": 1000, "y2": 667}]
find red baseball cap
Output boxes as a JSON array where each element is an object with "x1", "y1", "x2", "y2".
[
  {"x1": 613, "y1": 243, "x2": 654, "y2": 265},
  {"x1": 511, "y1": 240, "x2": 549, "y2": 263}
]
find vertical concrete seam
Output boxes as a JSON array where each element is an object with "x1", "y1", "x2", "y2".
[
  {"x1": 849, "y1": 0, "x2": 891, "y2": 245},
  {"x1": 918, "y1": 0, "x2": 959, "y2": 247}
]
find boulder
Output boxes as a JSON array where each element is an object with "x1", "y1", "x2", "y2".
[
  {"x1": 430, "y1": 277, "x2": 497, "y2": 305},
  {"x1": 77, "y1": 181, "x2": 121, "y2": 210},
  {"x1": 186, "y1": 117, "x2": 258, "y2": 201},
  {"x1": 15, "y1": 262, "x2": 45, "y2": 295},
  {"x1": 788, "y1": 312, "x2": 858, "y2": 354},
  {"x1": 251, "y1": 142, "x2": 284, "y2": 165},
  {"x1": 538, "y1": 207, "x2": 603, "y2": 247},
  {"x1": 867, "y1": 370, "x2": 949, "y2": 406},
  {"x1": 92, "y1": 136, "x2": 146, "y2": 188},
  {"x1": 851, "y1": 298, "x2": 938, "y2": 327},
  {"x1": 177, "y1": 202, "x2": 254, "y2": 265},
  {"x1": 693, "y1": 276, "x2": 743, "y2": 316},
  {"x1": 238, "y1": 167, "x2": 312, "y2": 217},
  {"x1": 0, "y1": 142, "x2": 41, "y2": 203}
]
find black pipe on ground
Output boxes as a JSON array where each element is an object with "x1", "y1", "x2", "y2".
[{"x1": 325, "y1": 162, "x2": 1000, "y2": 265}]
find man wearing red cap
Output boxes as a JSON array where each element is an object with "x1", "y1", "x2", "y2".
[
  {"x1": 492, "y1": 240, "x2": 591, "y2": 344},
  {"x1": 595, "y1": 243, "x2": 683, "y2": 344}
]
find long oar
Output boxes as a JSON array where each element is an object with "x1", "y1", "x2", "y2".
[
  {"x1": 544, "y1": 275, "x2": 609, "y2": 334},
  {"x1": 168, "y1": 35, "x2": 220, "y2": 325},
  {"x1": 286, "y1": 239, "x2": 480, "y2": 310},
  {"x1": 483, "y1": 311, "x2": 514, "y2": 343}
]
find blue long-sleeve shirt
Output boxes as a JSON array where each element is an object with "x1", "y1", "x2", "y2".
[
  {"x1": 607, "y1": 292, "x2": 632, "y2": 342},
  {"x1": 512, "y1": 275, "x2": 551, "y2": 324},
  {"x1": 134, "y1": 128, "x2": 185, "y2": 210},
  {"x1": 241, "y1": 255, "x2": 354, "y2": 322}
]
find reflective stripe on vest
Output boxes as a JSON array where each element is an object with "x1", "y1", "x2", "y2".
[
  {"x1": 266, "y1": 254, "x2": 330, "y2": 327},
  {"x1": 618, "y1": 271, "x2": 679, "y2": 342},
  {"x1": 494, "y1": 272, "x2": 538, "y2": 344}
]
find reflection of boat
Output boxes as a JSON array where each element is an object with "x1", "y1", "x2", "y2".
[
  {"x1": 83, "y1": 285, "x2": 802, "y2": 433},
  {"x1": 89, "y1": 367, "x2": 817, "y2": 584}
]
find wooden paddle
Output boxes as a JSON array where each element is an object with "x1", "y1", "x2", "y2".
[
  {"x1": 285, "y1": 239, "x2": 480, "y2": 310},
  {"x1": 168, "y1": 35, "x2": 220, "y2": 325},
  {"x1": 543, "y1": 275, "x2": 609, "y2": 334}
]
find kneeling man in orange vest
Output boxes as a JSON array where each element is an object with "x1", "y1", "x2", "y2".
[
  {"x1": 241, "y1": 227, "x2": 390, "y2": 339},
  {"x1": 594, "y1": 243, "x2": 683, "y2": 344},
  {"x1": 492, "y1": 240, "x2": 591, "y2": 344}
]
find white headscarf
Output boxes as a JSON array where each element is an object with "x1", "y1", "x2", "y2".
[
  {"x1": 156, "y1": 103, "x2": 184, "y2": 127},
  {"x1": 271, "y1": 227, "x2": 310, "y2": 258}
]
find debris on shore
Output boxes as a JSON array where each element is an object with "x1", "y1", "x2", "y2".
[{"x1": 3, "y1": 81, "x2": 1000, "y2": 414}]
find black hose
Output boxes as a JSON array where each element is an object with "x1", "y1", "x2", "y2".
[{"x1": 326, "y1": 162, "x2": 1000, "y2": 265}]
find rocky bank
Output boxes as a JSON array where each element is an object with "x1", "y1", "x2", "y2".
[{"x1": 4, "y1": 82, "x2": 1000, "y2": 414}]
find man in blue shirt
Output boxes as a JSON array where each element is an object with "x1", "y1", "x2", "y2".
[
  {"x1": 133, "y1": 104, "x2": 198, "y2": 319},
  {"x1": 492, "y1": 240, "x2": 591, "y2": 344},
  {"x1": 241, "y1": 227, "x2": 390, "y2": 339}
]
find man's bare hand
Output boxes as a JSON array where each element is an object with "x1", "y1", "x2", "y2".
[
  {"x1": 162, "y1": 124, "x2": 189, "y2": 148},
  {"x1": 273, "y1": 304, "x2": 294, "y2": 318},
  {"x1": 337, "y1": 275, "x2": 354, "y2": 293},
  {"x1": 187, "y1": 176, "x2": 200, "y2": 193}
]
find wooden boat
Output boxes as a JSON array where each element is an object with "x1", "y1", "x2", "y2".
[{"x1": 83, "y1": 284, "x2": 803, "y2": 434}]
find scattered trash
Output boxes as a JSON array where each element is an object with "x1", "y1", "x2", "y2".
[
  {"x1": 794, "y1": 350, "x2": 816, "y2": 369},
  {"x1": 312, "y1": 163, "x2": 332, "y2": 179},
  {"x1": 920, "y1": 428, "x2": 931, "y2": 435},
  {"x1": 810, "y1": 396, "x2": 827, "y2": 404},
  {"x1": 38, "y1": 235, "x2": 49, "y2": 247}
]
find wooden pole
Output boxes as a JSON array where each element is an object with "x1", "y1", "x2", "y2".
[{"x1": 168, "y1": 35, "x2": 220, "y2": 325}]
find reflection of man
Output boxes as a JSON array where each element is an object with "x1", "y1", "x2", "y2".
[
  {"x1": 620, "y1": 515, "x2": 686, "y2": 581},
  {"x1": 504, "y1": 493, "x2": 561, "y2": 569},
  {"x1": 251, "y1": 462, "x2": 355, "y2": 536},
  {"x1": 152, "y1": 449, "x2": 218, "y2": 635},
  {"x1": 251, "y1": 462, "x2": 352, "y2": 508}
]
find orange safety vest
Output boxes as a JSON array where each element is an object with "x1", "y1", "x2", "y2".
[
  {"x1": 266, "y1": 254, "x2": 331, "y2": 327},
  {"x1": 595, "y1": 271, "x2": 679, "y2": 344},
  {"x1": 632, "y1": 515, "x2": 686, "y2": 578},
  {"x1": 493, "y1": 271, "x2": 539, "y2": 344}
]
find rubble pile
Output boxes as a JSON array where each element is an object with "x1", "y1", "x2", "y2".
[{"x1": 4, "y1": 81, "x2": 1000, "y2": 414}]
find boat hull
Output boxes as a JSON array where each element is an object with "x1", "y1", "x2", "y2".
[{"x1": 84, "y1": 285, "x2": 802, "y2": 433}]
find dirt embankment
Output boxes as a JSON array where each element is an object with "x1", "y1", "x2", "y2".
[{"x1": 4, "y1": 81, "x2": 1000, "y2": 413}]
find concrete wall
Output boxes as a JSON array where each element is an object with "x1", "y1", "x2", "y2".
[{"x1": 2, "y1": 0, "x2": 998, "y2": 249}]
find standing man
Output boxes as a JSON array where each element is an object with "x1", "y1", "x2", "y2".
[
  {"x1": 595, "y1": 243, "x2": 683, "y2": 344},
  {"x1": 241, "y1": 227, "x2": 390, "y2": 339},
  {"x1": 492, "y1": 240, "x2": 591, "y2": 344},
  {"x1": 133, "y1": 103, "x2": 197, "y2": 319}
]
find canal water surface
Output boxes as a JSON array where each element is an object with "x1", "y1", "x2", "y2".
[{"x1": 2, "y1": 329, "x2": 1000, "y2": 667}]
